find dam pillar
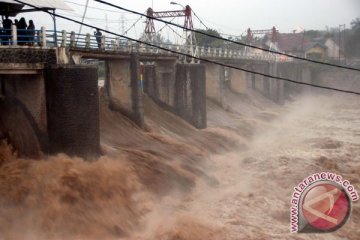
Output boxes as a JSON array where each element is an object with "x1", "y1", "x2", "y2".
[
  {"x1": 105, "y1": 53, "x2": 144, "y2": 128},
  {"x1": 228, "y1": 68, "x2": 248, "y2": 94},
  {"x1": 143, "y1": 62, "x2": 206, "y2": 129},
  {"x1": 268, "y1": 63, "x2": 278, "y2": 102},
  {"x1": 145, "y1": 60, "x2": 177, "y2": 107},
  {"x1": 263, "y1": 63, "x2": 271, "y2": 97},
  {"x1": 45, "y1": 65, "x2": 100, "y2": 159},
  {"x1": 155, "y1": 60, "x2": 177, "y2": 107},
  {"x1": 144, "y1": 64, "x2": 157, "y2": 98},
  {"x1": 248, "y1": 62, "x2": 285, "y2": 105},
  {"x1": 204, "y1": 62, "x2": 225, "y2": 106},
  {"x1": 175, "y1": 64, "x2": 207, "y2": 129}
]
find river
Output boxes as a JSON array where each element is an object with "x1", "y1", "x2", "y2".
[{"x1": 0, "y1": 90, "x2": 358, "y2": 240}]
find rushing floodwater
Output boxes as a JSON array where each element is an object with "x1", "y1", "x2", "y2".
[
  {"x1": 0, "y1": 91, "x2": 358, "y2": 240},
  {"x1": 132, "y1": 93, "x2": 360, "y2": 239}
]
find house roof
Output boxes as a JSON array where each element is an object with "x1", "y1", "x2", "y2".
[{"x1": 277, "y1": 33, "x2": 307, "y2": 52}]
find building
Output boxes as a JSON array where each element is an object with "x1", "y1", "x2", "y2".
[
  {"x1": 276, "y1": 33, "x2": 307, "y2": 57},
  {"x1": 305, "y1": 42, "x2": 327, "y2": 60}
]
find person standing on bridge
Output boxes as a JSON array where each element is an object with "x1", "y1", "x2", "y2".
[
  {"x1": 17, "y1": 17, "x2": 27, "y2": 45},
  {"x1": 27, "y1": 20, "x2": 35, "y2": 46},
  {"x1": 94, "y1": 28, "x2": 102, "y2": 49},
  {"x1": 2, "y1": 15, "x2": 12, "y2": 45}
]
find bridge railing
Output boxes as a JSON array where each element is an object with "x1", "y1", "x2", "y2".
[
  {"x1": 0, "y1": 26, "x2": 47, "y2": 46},
  {"x1": 0, "y1": 26, "x2": 292, "y2": 62}
]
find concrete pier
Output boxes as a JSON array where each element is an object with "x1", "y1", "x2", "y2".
[
  {"x1": 105, "y1": 54, "x2": 144, "y2": 128},
  {"x1": 45, "y1": 65, "x2": 100, "y2": 159},
  {"x1": 144, "y1": 63, "x2": 206, "y2": 129}
]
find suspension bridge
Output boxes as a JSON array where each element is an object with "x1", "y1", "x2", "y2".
[{"x1": 0, "y1": 3, "x2": 291, "y2": 63}]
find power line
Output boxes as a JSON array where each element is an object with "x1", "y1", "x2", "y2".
[
  {"x1": 61, "y1": 12, "x2": 137, "y2": 22},
  {"x1": 11, "y1": 0, "x2": 360, "y2": 96},
  {"x1": 76, "y1": 0, "x2": 90, "y2": 45},
  {"x1": 64, "y1": 0, "x2": 131, "y2": 14},
  {"x1": 93, "y1": 0, "x2": 360, "y2": 72}
]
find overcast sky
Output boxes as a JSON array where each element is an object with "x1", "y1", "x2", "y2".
[{"x1": 9, "y1": 0, "x2": 360, "y2": 41}]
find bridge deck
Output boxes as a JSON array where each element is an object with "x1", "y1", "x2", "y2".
[{"x1": 0, "y1": 26, "x2": 292, "y2": 63}]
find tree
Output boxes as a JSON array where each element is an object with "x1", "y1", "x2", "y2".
[
  {"x1": 345, "y1": 18, "x2": 360, "y2": 58},
  {"x1": 194, "y1": 28, "x2": 223, "y2": 47}
]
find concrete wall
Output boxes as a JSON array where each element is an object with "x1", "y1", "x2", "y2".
[
  {"x1": 0, "y1": 74, "x2": 47, "y2": 132},
  {"x1": 241, "y1": 62, "x2": 286, "y2": 104},
  {"x1": 204, "y1": 62, "x2": 225, "y2": 106},
  {"x1": 312, "y1": 68, "x2": 360, "y2": 93},
  {"x1": 155, "y1": 60, "x2": 177, "y2": 107},
  {"x1": 0, "y1": 96, "x2": 43, "y2": 157},
  {"x1": 144, "y1": 60, "x2": 177, "y2": 107},
  {"x1": 0, "y1": 73, "x2": 48, "y2": 151},
  {"x1": 275, "y1": 63, "x2": 360, "y2": 97},
  {"x1": 270, "y1": 63, "x2": 284, "y2": 104},
  {"x1": 0, "y1": 48, "x2": 57, "y2": 64},
  {"x1": 105, "y1": 54, "x2": 144, "y2": 128},
  {"x1": 228, "y1": 68, "x2": 248, "y2": 94},
  {"x1": 45, "y1": 65, "x2": 100, "y2": 159}
]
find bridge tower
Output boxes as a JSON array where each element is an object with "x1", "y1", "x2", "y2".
[
  {"x1": 144, "y1": 5, "x2": 198, "y2": 63},
  {"x1": 144, "y1": 7, "x2": 156, "y2": 43},
  {"x1": 246, "y1": 26, "x2": 278, "y2": 51}
]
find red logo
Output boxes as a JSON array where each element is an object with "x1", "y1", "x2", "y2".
[{"x1": 301, "y1": 182, "x2": 351, "y2": 232}]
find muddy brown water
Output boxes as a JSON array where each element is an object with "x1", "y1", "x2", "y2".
[{"x1": 0, "y1": 90, "x2": 359, "y2": 240}]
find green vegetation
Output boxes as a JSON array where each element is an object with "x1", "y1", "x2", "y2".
[
  {"x1": 195, "y1": 28, "x2": 224, "y2": 47},
  {"x1": 345, "y1": 18, "x2": 360, "y2": 58}
]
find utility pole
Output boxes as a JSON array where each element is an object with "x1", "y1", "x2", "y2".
[
  {"x1": 105, "y1": 14, "x2": 109, "y2": 31},
  {"x1": 120, "y1": 14, "x2": 125, "y2": 34},
  {"x1": 339, "y1": 24, "x2": 345, "y2": 62},
  {"x1": 301, "y1": 29, "x2": 305, "y2": 57}
]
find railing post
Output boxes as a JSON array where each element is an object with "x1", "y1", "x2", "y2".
[
  {"x1": 218, "y1": 48, "x2": 222, "y2": 57},
  {"x1": 207, "y1": 47, "x2": 211, "y2": 57},
  {"x1": 101, "y1": 35, "x2": 105, "y2": 50},
  {"x1": 11, "y1": 24, "x2": 17, "y2": 46},
  {"x1": 41, "y1": 26, "x2": 46, "y2": 47},
  {"x1": 127, "y1": 41, "x2": 132, "y2": 52},
  {"x1": 70, "y1": 31, "x2": 75, "y2": 47},
  {"x1": 85, "y1": 33, "x2": 90, "y2": 48},
  {"x1": 61, "y1": 30, "x2": 67, "y2": 47},
  {"x1": 115, "y1": 37, "x2": 120, "y2": 50}
]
